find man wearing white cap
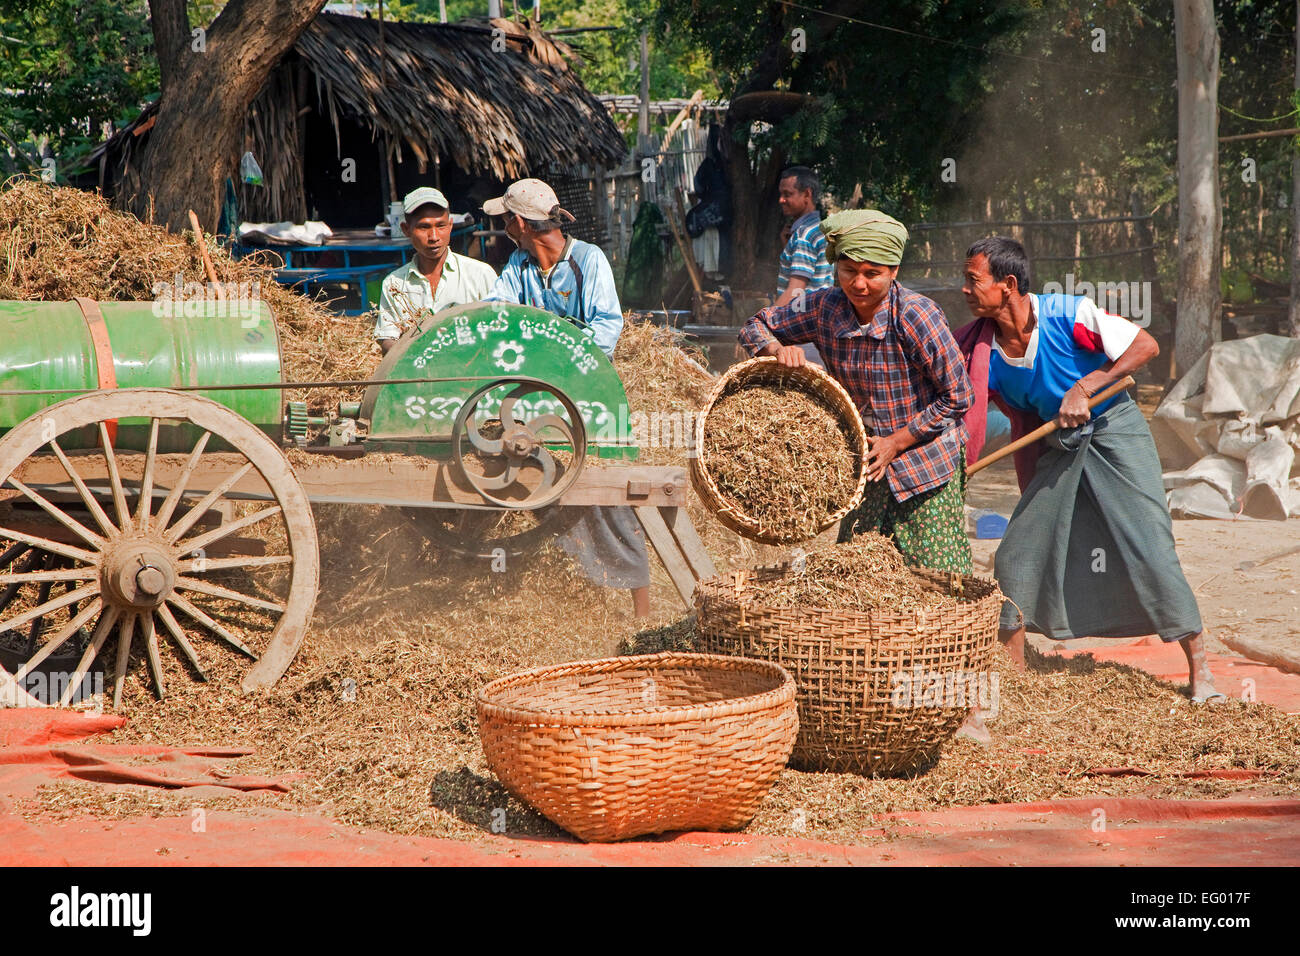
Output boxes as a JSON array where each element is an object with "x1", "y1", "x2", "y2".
[
  {"x1": 482, "y1": 178, "x2": 648, "y2": 616},
  {"x1": 374, "y1": 187, "x2": 497, "y2": 354},
  {"x1": 482, "y1": 178, "x2": 623, "y2": 356}
]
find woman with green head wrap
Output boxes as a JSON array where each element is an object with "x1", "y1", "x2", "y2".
[{"x1": 738, "y1": 208, "x2": 975, "y2": 574}]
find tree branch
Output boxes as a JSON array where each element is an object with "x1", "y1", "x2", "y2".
[
  {"x1": 728, "y1": 91, "x2": 814, "y2": 125},
  {"x1": 735, "y1": 0, "x2": 861, "y2": 98},
  {"x1": 208, "y1": 0, "x2": 330, "y2": 81}
]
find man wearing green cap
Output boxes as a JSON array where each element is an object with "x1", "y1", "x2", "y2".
[{"x1": 739, "y1": 210, "x2": 975, "y2": 572}]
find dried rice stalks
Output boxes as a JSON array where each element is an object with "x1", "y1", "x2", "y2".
[
  {"x1": 22, "y1": 636, "x2": 1298, "y2": 846},
  {"x1": 702, "y1": 383, "x2": 859, "y2": 541},
  {"x1": 0, "y1": 178, "x2": 377, "y2": 409},
  {"x1": 741, "y1": 534, "x2": 958, "y2": 613}
]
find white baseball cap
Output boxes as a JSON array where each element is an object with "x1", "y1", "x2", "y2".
[
  {"x1": 402, "y1": 186, "x2": 450, "y2": 214},
  {"x1": 482, "y1": 178, "x2": 575, "y2": 222}
]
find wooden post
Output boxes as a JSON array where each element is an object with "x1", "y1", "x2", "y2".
[
  {"x1": 638, "y1": 31, "x2": 650, "y2": 140},
  {"x1": 377, "y1": 0, "x2": 386, "y2": 90},
  {"x1": 1173, "y1": 0, "x2": 1222, "y2": 374},
  {"x1": 1291, "y1": 0, "x2": 1300, "y2": 337}
]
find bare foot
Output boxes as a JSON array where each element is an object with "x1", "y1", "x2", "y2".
[
  {"x1": 956, "y1": 709, "x2": 992, "y2": 745},
  {"x1": 1180, "y1": 630, "x2": 1227, "y2": 703},
  {"x1": 999, "y1": 626, "x2": 1026, "y2": 672}
]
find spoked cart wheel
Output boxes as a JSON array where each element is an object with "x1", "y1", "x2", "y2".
[{"x1": 0, "y1": 389, "x2": 318, "y2": 709}]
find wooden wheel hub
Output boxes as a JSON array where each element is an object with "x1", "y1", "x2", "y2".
[{"x1": 101, "y1": 541, "x2": 176, "y2": 609}]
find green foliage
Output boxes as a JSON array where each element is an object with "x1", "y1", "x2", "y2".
[
  {"x1": 388, "y1": 0, "x2": 717, "y2": 98},
  {"x1": 655, "y1": 0, "x2": 1030, "y2": 219},
  {"x1": 0, "y1": 0, "x2": 158, "y2": 171},
  {"x1": 1216, "y1": 0, "x2": 1297, "y2": 279}
]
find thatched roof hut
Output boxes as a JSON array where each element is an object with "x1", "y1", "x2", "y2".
[{"x1": 94, "y1": 13, "x2": 626, "y2": 230}]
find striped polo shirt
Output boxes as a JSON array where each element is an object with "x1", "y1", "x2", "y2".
[{"x1": 776, "y1": 210, "x2": 833, "y2": 296}]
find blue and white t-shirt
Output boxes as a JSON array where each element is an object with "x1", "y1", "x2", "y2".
[
  {"x1": 988, "y1": 293, "x2": 1140, "y2": 422},
  {"x1": 776, "y1": 210, "x2": 833, "y2": 297}
]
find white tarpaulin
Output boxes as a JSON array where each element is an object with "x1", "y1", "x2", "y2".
[
  {"x1": 237, "y1": 220, "x2": 333, "y2": 245},
  {"x1": 1152, "y1": 334, "x2": 1300, "y2": 520}
]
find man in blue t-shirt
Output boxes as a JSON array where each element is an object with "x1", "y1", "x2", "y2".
[
  {"x1": 482, "y1": 179, "x2": 650, "y2": 617},
  {"x1": 774, "y1": 166, "x2": 833, "y2": 307},
  {"x1": 960, "y1": 235, "x2": 1222, "y2": 710}
]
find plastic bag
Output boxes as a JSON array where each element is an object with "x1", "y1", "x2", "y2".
[{"x1": 240, "y1": 151, "x2": 264, "y2": 187}]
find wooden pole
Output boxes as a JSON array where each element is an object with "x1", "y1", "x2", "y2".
[
  {"x1": 1218, "y1": 128, "x2": 1300, "y2": 143},
  {"x1": 967, "y1": 377, "x2": 1135, "y2": 477},
  {"x1": 378, "y1": 0, "x2": 386, "y2": 90},
  {"x1": 672, "y1": 187, "x2": 705, "y2": 293},
  {"x1": 1290, "y1": 1, "x2": 1300, "y2": 338},
  {"x1": 188, "y1": 209, "x2": 225, "y2": 300},
  {"x1": 638, "y1": 30, "x2": 650, "y2": 139},
  {"x1": 665, "y1": 204, "x2": 703, "y2": 295},
  {"x1": 660, "y1": 89, "x2": 703, "y2": 155}
]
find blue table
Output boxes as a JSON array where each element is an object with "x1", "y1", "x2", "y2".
[{"x1": 234, "y1": 222, "x2": 478, "y2": 316}]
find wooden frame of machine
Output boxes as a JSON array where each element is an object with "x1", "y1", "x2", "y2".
[{"x1": 0, "y1": 299, "x2": 715, "y2": 710}]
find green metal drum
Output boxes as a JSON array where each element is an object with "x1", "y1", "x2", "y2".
[
  {"x1": 361, "y1": 302, "x2": 637, "y2": 460},
  {"x1": 0, "y1": 299, "x2": 282, "y2": 451}
]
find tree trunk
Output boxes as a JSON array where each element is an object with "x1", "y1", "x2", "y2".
[
  {"x1": 719, "y1": 0, "x2": 858, "y2": 289},
  {"x1": 721, "y1": 128, "x2": 787, "y2": 290},
  {"x1": 1173, "y1": 0, "x2": 1222, "y2": 374},
  {"x1": 120, "y1": 0, "x2": 328, "y2": 232},
  {"x1": 1290, "y1": 1, "x2": 1300, "y2": 337}
]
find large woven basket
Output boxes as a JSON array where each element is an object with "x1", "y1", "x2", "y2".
[
  {"x1": 689, "y1": 356, "x2": 868, "y2": 544},
  {"x1": 695, "y1": 567, "x2": 1002, "y2": 776},
  {"x1": 477, "y1": 652, "x2": 798, "y2": 842}
]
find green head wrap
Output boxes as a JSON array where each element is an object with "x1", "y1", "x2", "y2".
[{"x1": 820, "y1": 210, "x2": 908, "y2": 266}]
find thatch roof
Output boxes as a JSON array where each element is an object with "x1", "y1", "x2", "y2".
[
  {"x1": 86, "y1": 13, "x2": 627, "y2": 214},
  {"x1": 298, "y1": 13, "x2": 626, "y2": 178}
]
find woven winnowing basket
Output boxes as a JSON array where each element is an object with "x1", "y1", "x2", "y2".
[
  {"x1": 689, "y1": 356, "x2": 868, "y2": 544},
  {"x1": 477, "y1": 652, "x2": 798, "y2": 842},
  {"x1": 694, "y1": 568, "x2": 1002, "y2": 776}
]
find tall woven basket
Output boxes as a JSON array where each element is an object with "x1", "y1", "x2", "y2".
[
  {"x1": 695, "y1": 568, "x2": 1002, "y2": 776},
  {"x1": 689, "y1": 356, "x2": 868, "y2": 544},
  {"x1": 477, "y1": 652, "x2": 798, "y2": 842}
]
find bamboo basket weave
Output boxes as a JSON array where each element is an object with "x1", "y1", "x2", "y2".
[
  {"x1": 695, "y1": 567, "x2": 1002, "y2": 776},
  {"x1": 477, "y1": 652, "x2": 798, "y2": 842},
  {"x1": 689, "y1": 357, "x2": 869, "y2": 544}
]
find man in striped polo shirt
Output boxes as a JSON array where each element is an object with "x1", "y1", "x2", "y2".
[{"x1": 774, "y1": 166, "x2": 833, "y2": 308}]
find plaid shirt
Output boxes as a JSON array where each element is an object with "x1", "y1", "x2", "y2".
[{"x1": 739, "y1": 282, "x2": 972, "y2": 501}]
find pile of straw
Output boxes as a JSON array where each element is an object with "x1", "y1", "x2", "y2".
[
  {"x1": 701, "y1": 382, "x2": 859, "y2": 541},
  {"x1": 0, "y1": 178, "x2": 376, "y2": 405}
]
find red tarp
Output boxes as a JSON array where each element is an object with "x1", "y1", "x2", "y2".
[
  {"x1": 4, "y1": 797, "x2": 1298, "y2": 866},
  {"x1": 2, "y1": 704, "x2": 1298, "y2": 866}
]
